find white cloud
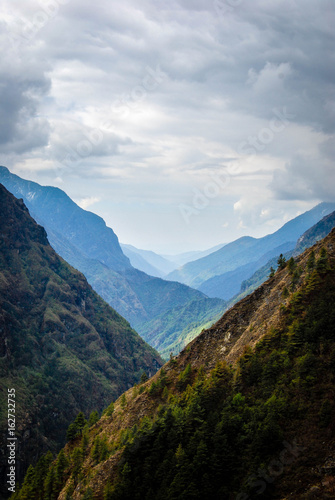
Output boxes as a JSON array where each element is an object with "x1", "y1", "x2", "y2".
[
  {"x1": 76, "y1": 196, "x2": 101, "y2": 210},
  {"x1": 0, "y1": 0, "x2": 334, "y2": 252}
]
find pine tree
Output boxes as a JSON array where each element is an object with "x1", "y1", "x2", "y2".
[
  {"x1": 74, "y1": 411, "x2": 87, "y2": 432},
  {"x1": 66, "y1": 423, "x2": 77, "y2": 442},
  {"x1": 269, "y1": 266, "x2": 275, "y2": 278},
  {"x1": 44, "y1": 464, "x2": 56, "y2": 500},
  {"x1": 81, "y1": 431, "x2": 89, "y2": 454},
  {"x1": 100, "y1": 437, "x2": 109, "y2": 461},
  {"x1": 104, "y1": 401, "x2": 114, "y2": 417},
  {"x1": 316, "y1": 248, "x2": 330, "y2": 273},
  {"x1": 88, "y1": 410, "x2": 99, "y2": 427},
  {"x1": 92, "y1": 436, "x2": 101, "y2": 464},
  {"x1": 54, "y1": 449, "x2": 69, "y2": 495},
  {"x1": 34, "y1": 453, "x2": 53, "y2": 500},
  {"x1": 71, "y1": 448, "x2": 83, "y2": 482},
  {"x1": 277, "y1": 254, "x2": 286, "y2": 270},
  {"x1": 287, "y1": 257, "x2": 296, "y2": 274},
  {"x1": 19, "y1": 464, "x2": 36, "y2": 500},
  {"x1": 307, "y1": 250, "x2": 315, "y2": 270},
  {"x1": 120, "y1": 393, "x2": 127, "y2": 409}
]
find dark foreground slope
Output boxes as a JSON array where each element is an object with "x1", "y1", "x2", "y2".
[
  {"x1": 13, "y1": 228, "x2": 335, "y2": 499},
  {"x1": 0, "y1": 184, "x2": 162, "y2": 496}
]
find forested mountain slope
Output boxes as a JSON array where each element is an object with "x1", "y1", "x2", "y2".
[
  {"x1": 0, "y1": 184, "x2": 162, "y2": 497},
  {"x1": 14, "y1": 228, "x2": 335, "y2": 499}
]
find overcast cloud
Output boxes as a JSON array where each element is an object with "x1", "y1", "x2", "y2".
[{"x1": 0, "y1": 0, "x2": 334, "y2": 252}]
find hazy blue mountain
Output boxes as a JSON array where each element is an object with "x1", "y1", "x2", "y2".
[
  {"x1": 0, "y1": 167, "x2": 225, "y2": 357},
  {"x1": 121, "y1": 243, "x2": 228, "y2": 277},
  {"x1": 166, "y1": 203, "x2": 335, "y2": 292},
  {"x1": 293, "y1": 210, "x2": 335, "y2": 255},
  {"x1": 0, "y1": 166, "x2": 130, "y2": 272},
  {"x1": 198, "y1": 241, "x2": 295, "y2": 299},
  {"x1": 162, "y1": 243, "x2": 225, "y2": 268},
  {"x1": 229, "y1": 210, "x2": 335, "y2": 307},
  {"x1": 121, "y1": 243, "x2": 176, "y2": 277}
]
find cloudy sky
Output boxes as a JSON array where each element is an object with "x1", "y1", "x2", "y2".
[{"x1": 1, "y1": 0, "x2": 334, "y2": 253}]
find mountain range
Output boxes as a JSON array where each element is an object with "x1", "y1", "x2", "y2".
[
  {"x1": 0, "y1": 167, "x2": 225, "y2": 358},
  {"x1": 1, "y1": 167, "x2": 334, "y2": 361},
  {"x1": 120, "y1": 243, "x2": 226, "y2": 277},
  {"x1": 13, "y1": 224, "x2": 335, "y2": 499},
  {"x1": 229, "y1": 210, "x2": 335, "y2": 307},
  {"x1": 0, "y1": 184, "x2": 162, "y2": 497},
  {"x1": 166, "y1": 202, "x2": 335, "y2": 300}
]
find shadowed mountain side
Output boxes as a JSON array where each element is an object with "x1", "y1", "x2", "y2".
[
  {"x1": 198, "y1": 241, "x2": 294, "y2": 300},
  {"x1": 0, "y1": 184, "x2": 163, "y2": 495}
]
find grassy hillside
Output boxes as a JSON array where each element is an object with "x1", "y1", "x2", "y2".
[
  {"x1": 13, "y1": 229, "x2": 335, "y2": 499},
  {"x1": 136, "y1": 297, "x2": 225, "y2": 359}
]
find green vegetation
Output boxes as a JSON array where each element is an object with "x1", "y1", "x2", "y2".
[
  {"x1": 0, "y1": 185, "x2": 162, "y2": 493},
  {"x1": 13, "y1": 238, "x2": 335, "y2": 499},
  {"x1": 277, "y1": 253, "x2": 287, "y2": 270},
  {"x1": 137, "y1": 298, "x2": 225, "y2": 359},
  {"x1": 101, "y1": 257, "x2": 335, "y2": 499}
]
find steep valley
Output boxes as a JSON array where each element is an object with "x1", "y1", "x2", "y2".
[{"x1": 12, "y1": 227, "x2": 335, "y2": 499}]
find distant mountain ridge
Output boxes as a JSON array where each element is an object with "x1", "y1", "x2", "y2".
[
  {"x1": 294, "y1": 210, "x2": 335, "y2": 255},
  {"x1": 120, "y1": 243, "x2": 227, "y2": 278},
  {"x1": 162, "y1": 243, "x2": 226, "y2": 267},
  {"x1": 228, "y1": 210, "x2": 335, "y2": 307},
  {"x1": 0, "y1": 166, "x2": 131, "y2": 272},
  {"x1": 0, "y1": 167, "x2": 225, "y2": 357},
  {"x1": 167, "y1": 202, "x2": 335, "y2": 300},
  {"x1": 121, "y1": 243, "x2": 176, "y2": 277}
]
